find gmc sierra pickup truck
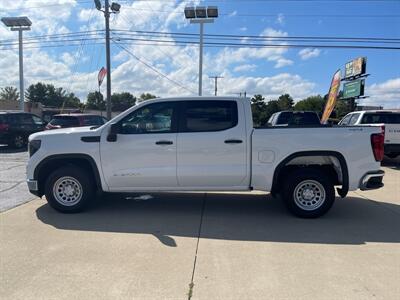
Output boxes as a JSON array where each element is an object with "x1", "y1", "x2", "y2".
[{"x1": 27, "y1": 97, "x2": 385, "y2": 218}]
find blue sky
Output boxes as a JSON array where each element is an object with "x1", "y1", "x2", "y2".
[{"x1": 1, "y1": 0, "x2": 399, "y2": 106}]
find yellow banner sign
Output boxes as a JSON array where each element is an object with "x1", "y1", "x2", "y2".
[{"x1": 321, "y1": 69, "x2": 341, "y2": 124}]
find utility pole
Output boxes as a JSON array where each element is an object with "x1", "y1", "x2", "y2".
[
  {"x1": 209, "y1": 75, "x2": 223, "y2": 96},
  {"x1": 104, "y1": 0, "x2": 111, "y2": 120},
  {"x1": 1, "y1": 17, "x2": 32, "y2": 111},
  {"x1": 95, "y1": 0, "x2": 120, "y2": 119}
]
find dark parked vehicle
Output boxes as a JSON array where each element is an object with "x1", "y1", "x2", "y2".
[
  {"x1": 0, "y1": 111, "x2": 46, "y2": 148},
  {"x1": 268, "y1": 111, "x2": 321, "y2": 127},
  {"x1": 45, "y1": 114, "x2": 108, "y2": 130}
]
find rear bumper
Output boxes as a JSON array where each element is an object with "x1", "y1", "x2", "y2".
[
  {"x1": 384, "y1": 144, "x2": 400, "y2": 154},
  {"x1": 359, "y1": 170, "x2": 384, "y2": 191}
]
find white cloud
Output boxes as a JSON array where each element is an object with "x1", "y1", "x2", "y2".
[
  {"x1": 218, "y1": 73, "x2": 315, "y2": 100},
  {"x1": 228, "y1": 11, "x2": 237, "y2": 17},
  {"x1": 0, "y1": 2, "x2": 315, "y2": 103},
  {"x1": 234, "y1": 64, "x2": 257, "y2": 72},
  {"x1": 298, "y1": 48, "x2": 321, "y2": 60},
  {"x1": 275, "y1": 58, "x2": 293, "y2": 68},
  {"x1": 239, "y1": 27, "x2": 247, "y2": 32},
  {"x1": 363, "y1": 78, "x2": 400, "y2": 108},
  {"x1": 276, "y1": 13, "x2": 285, "y2": 25}
]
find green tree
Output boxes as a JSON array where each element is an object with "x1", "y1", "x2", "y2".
[
  {"x1": 25, "y1": 82, "x2": 81, "y2": 107},
  {"x1": 277, "y1": 94, "x2": 294, "y2": 111},
  {"x1": 86, "y1": 91, "x2": 105, "y2": 110},
  {"x1": 63, "y1": 92, "x2": 81, "y2": 108},
  {"x1": 265, "y1": 100, "x2": 280, "y2": 120},
  {"x1": 111, "y1": 92, "x2": 136, "y2": 111},
  {"x1": 25, "y1": 82, "x2": 48, "y2": 104},
  {"x1": 294, "y1": 95, "x2": 325, "y2": 114},
  {"x1": 138, "y1": 93, "x2": 157, "y2": 102},
  {"x1": 251, "y1": 94, "x2": 267, "y2": 127},
  {"x1": 0, "y1": 86, "x2": 19, "y2": 101}
]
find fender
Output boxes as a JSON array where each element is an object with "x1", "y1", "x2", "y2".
[
  {"x1": 271, "y1": 151, "x2": 349, "y2": 198},
  {"x1": 33, "y1": 153, "x2": 103, "y2": 196}
]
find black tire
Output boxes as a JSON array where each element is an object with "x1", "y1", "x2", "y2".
[
  {"x1": 282, "y1": 168, "x2": 335, "y2": 218},
  {"x1": 10, "y1": 134, "x2": 26, "y2": 149},
  {"x1": 44, "y1": 166, "x2": 94, "y2": 213}
]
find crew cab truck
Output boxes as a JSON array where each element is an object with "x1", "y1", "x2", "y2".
[
  {"x1": 339, "y1": 110, "x2": 400, "y2": 158},
  {"x1": 27, "y1": 97, "x2": 385, "y2": 218}
]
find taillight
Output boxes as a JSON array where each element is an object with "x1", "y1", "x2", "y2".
[
  {"x1": 371, "y1": 133, "x2": 384, "y2": 162},
  {"x1": 0, "y1": 123, "x2": 9, "y2": 132}
]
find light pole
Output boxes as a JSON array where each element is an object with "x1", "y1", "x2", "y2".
[
  {"x1": 94, "y1": 0, "x2": 120, "y2": 120},
  {"x1": 1, "y1": 17, "x2": 32, "y2": 111},
  {"x1": 185, "y1": 6, "x2": 218, "y2": 96}
]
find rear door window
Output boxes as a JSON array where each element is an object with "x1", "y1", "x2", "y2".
[
  {"x1": 289, "y1": 112, "x2": 320, "y2": 125},
  {"x1": 181, "y1": 100, "x2": 238, "y2": 132},
  {"x1": 361, "y1": 113, "x2": 400, "y2": 124}
]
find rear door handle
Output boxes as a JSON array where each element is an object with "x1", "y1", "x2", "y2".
[
  {"x1": 224, "y1": 139, "x2": 243, "y2": 144},
  {"x1": 155, "y1": 140, "x2": 173, "y2": 145}
]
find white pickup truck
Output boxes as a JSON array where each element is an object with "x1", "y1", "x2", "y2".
[
  {"x1": 339, "y1": 110, "x2": 400, "y2": 158},
  {"x1": 27, "y1": 97, "x2": 385, "y2": 218}
]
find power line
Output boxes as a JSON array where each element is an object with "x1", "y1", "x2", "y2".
[
  {"x1": 121, "y1": 7, "x2": 400, "y2": 19},
  {"x1": 113, "y1": 29, "x2": 400, "y2": 42},
  {"x1": 114, "y1": 41, "x2": 195, "y2": 94}
]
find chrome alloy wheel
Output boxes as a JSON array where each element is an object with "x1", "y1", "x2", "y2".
[
  {"x1": 52, "y1": 176, "x2": 83, "y2": 206},
  {"x1": 293, "y1": 180, "x2": 326, "y2": 211}
]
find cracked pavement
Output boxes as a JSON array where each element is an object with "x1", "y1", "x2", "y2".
[{"x1": 0, "y1": 146, "x2": 35, "y2": 212}]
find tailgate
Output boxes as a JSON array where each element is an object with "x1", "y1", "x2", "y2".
[{"x1": 385, "y1": 124, "x2": 400, "y2": 144}]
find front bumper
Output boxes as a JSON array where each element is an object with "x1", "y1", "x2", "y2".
[
  {"x1": 359, "y1": 170, "x2": 384, "y2": 191},
  {"x1": 26, "y1": 179, "x2": 40, "y2": 196}
]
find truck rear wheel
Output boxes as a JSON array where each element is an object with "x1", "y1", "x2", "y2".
[
  {"x1": 282, "y1": 168, "x2": 335, "y2": 218},
  {"x1": 44, "y1": 166, "x2": 94, "y2": 213}
]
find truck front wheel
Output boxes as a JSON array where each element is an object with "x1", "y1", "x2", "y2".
[
  {"x1": 44, "y1": 166, "x2": 94, "y2": 213},
  {"x1": 282, "y1": 169, "x2": 335, "y2": 218}
]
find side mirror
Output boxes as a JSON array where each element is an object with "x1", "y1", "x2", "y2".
[{"x1": 107, "y1": 123, "x2": 119, "y2": 142}]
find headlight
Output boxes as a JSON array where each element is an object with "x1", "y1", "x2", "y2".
[{"x1": 29, "y1": 140, "x2": 41, "y2": 157}]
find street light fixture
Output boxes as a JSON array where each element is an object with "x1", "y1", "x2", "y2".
[
  {"x1": 184, "y1": 6, "x2": 218, "y2": 96},
  {"x1": 1, "y1": 16, "x2": 32, "y2": 111}
]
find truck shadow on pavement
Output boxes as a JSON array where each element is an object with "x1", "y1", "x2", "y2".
[
  {"x1": 0, "y1": 145, "x2": 27, "y2": 153},
  {"x1": 36, "y1": 193, "x2": 400, "y2": 247},
  {"x1": 382, "y1": 157, "x2": 400, "y2": 170}
]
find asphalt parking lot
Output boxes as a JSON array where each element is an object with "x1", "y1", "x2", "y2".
[{"x1": 1, "y1": 148, "x2": 399, "y2": 299}]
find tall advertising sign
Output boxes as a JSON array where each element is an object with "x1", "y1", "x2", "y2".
[
  {"x1": 344, "y1": 57, "x2": 366, "y2": 79},
  {"x1": 321, "y1": 69, "x2": 341, "y2": 124}
]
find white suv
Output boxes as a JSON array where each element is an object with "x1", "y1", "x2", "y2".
[{"x1": 339, "y1": 110, "x2": 400, "y2": 158}]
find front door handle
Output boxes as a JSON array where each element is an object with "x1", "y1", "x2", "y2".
[
  {"x1": 224, "y1": 139, "x2": 243, "y2": 144},
  {"x1": 155, "y1": 140, "x2": 173, "y2": 145}
]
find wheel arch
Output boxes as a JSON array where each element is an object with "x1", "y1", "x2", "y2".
[
  {"x1": 271, "y1": 151, "x2": 349, "y2": 198},
  {"x1": 34, "y1": 154, "x2": 102, "y2": 197}
]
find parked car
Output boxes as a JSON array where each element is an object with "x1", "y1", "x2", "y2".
[
  {"x1": 45, "y1": 114, "x2": 108, "y2": 130},
  {"x1": 339, "y1": 110, "x2": 400, "y2": 158},
  {"x1": 0, "y1": 111, "x2": 45, "y2": 148},
  {"x1": 268, "y1": 111, "x2": 321, "y2": 126},
  {"x1": 27, "y1": 97, "x2": 384, "y2": 218}
]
